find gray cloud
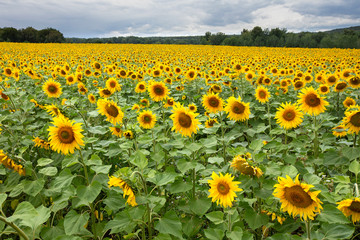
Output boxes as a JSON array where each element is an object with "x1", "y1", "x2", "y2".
[{"x1": 0, "y1": 0, "x2": 359, "y2": 37}]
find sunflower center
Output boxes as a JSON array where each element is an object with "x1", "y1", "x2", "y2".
[
  {"x1": 284, "y1": 185, "x2": 313, "y2": 208},
  {"x1": 350, "y1": 77, "x2": 360, "y2": 85},
  {"x1": 348, "y1": 201, "x2": 360, "y2": 213},
  {"x1": 208, "y1": 97, "x2": 219, "y2": 107},
  {"x1": 58, "y1": 127, "x2": 75, "y2": 144},
  {"x1": 336, "y1": 82, "x2": 347, "y2": 90},
  {"x1": 105, "y1": 104, "x2": 119, "y2": 118},
  {"x1": 103, "y1": 89, "x2": 111, "y2": 95},
  {"x1": 343, "y1": 71, "x2": 350, "y2": 78},
  {"x1": 350, "y1": 112, "x2": 360, "y2": 127},
  {"x1": 217, "y1": 182, "x2": 230, "y2": 195},
  {"x1": 143, "y1": 115, "x2": 151, "y2": 123},
  {"x1": 188, "y1": 72, "x2": 194, "y2": 78},
  {"x1": 178, "y1": 112, "x2": 192, "y2": 128},
  {"x1": 320, "y1": 86, "x2": 328, "y2": 92},
  {"x1": 327, "y1": 76, "x2": 336, "y2": 83},
  {"x1": 139, "y1": 84, "x2": 145, "y2": 90},
  {"x1": 48, "y1": 85, "x2": 57, "y2": 93},
  {"x1": 305, "y1": 93, "x2": 320, "y2": 107},
  {"x1": 283, "y1": 109, "x2": 296, "y2": 121},
  {"x1": 259, "y1": 90, "x2": 267, "y2": 98},
  {"x1": 154, "y1": 86, "x2": 164, "y2": 95},
  {"x1": 295, "y1": 81, "x2": 303, "y2": 88},
  {"x1": 5, "y1": 69, "x2": 12, "y2": 75},
  {"x1": 110, "y1": 81, "x2": 116, "y2": 88},
  {"x1": 232, "y1": 102, "x2": 245, "y2": 114}
]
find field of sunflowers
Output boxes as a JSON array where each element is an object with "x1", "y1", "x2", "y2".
[{"x1": 0, "y1": 42, "x2": 360, "y2": 240}]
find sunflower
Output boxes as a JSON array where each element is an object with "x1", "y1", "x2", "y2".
[
  {"x1": 337, "y1": 198, "x2": 360, "y2": 223},
  {"x1": 0, "y1": 150, "x2": 25, "y2": 176},
  {"x1": 188, "y1": 103, "x2": 197, "y2": 112},
  {"x1": 318, "y1": 84, "x2": 330, "y2": 95},
  {"x1": 132, "y1": 104, "x2": 140, "y2": 112},
  {"x1": 170, "y1": 103, "x2": 200, "y2": 137},
  {"x1": 99, "y1": 88, "x2": 113, "y2": 98},
  {"x1": 202, "y1": 93, "x2": 223, "y2": 113},
  {"x1": 97, "y1": 99, "x2": 124, "y2": 125},
  {"x1": 44, "y1": 104, "x2": 62, "y2": 117},
  {"x1": 3, "y1": 67, "x2": 12, "y2": 77},
  {"x1": 135, "y1": 81, "x2": 147, "y2": 93},
  {"x1": 293, "y1": 80, "x2": 305, "y2": 91},
  {"x1": 123, "y1": 130, "x2": 134, "y2": 139},
  {"x1": 297, "y1": 87, "x2": 329, "y2": 116},
  {"x1": 47, "y1": 115, "x2": 84, "y2": 155},
  {"x1": 66, "y1": 75, "x2": 76, "y2": 85},
  {"x1": 231, "y1": 155, "x2": 263, "y2": 178},
  {"x1": 343, "y1": 97, "x2": 356, "y2": 108},
  {"x1": 342, "y1": 107, "x2": 360, "y2": 134},
  {"x1": 341, "y1": 69, "x2": 353, "y2": 80},
  {"x1": 334, "y1": 81, "x2": 348, "y2": 92},
  {"x1": 208, "y1": 172, "x2": 242, "y2": 208},
  {"x1": 224, "y1": 96, "x2": 250, "y2": 122},
  {"x1": 33, "y1": 137, "x2": 51, "y2": 150},
  {"x1": 332, "y1": 125, "x2": 348, "y2": 138},
  {"x1": 110, "y1": 126, "x2": 123, "y2": 137},
  {"x1": 348, "y1": 76, "x2": 360, "y2": 89},
  {"x1": 205, "y1": 118, "x2": 218, "y2": 128},
  {"x1": 148, "y1": 81, "x2": 169, "y2": 102},
  {"x1": 152, "y1": 68, "x2": 162, "y2": 78},
  {"x1": 255, "y1": 86, "x2": 270, "y2": 104},
  {"x1": 164, "y1": 97, "x2": 175, "y2": 108},
  {"x1": 43, "y1": 78, "x2": 62, "y2": 98},
  {"x1": 77, "y1": 83, "x2": 88, "y2": 95},
  {"x1": 88, "y1": 93, "x2": 96, "y2": 104},
  {"x1": 185, "y1": 69, "x2": 197, "y2": 80},
  {"x1": 325, "y1": 74, "x2": 338, "y2": 86},
  {"x1": 210, "y1": 84, "x2": 222, "y2": 93},
  {"x1": 137, "y1": 110, "x2": 156, "y2": 129},
  {"x1": 273, "y1": 175, "x2": 322, "y2": 221},
  {"x1": 275, "y1": 102, "x2": 303, "y2": 130},
  {"x1": 106, "y1": 78, "x2": 121, "y2": 92},
  {"x1": 140, "y1": 99, "x2": 150, "y2": 108},
  {"x1": 108, "y1": 175, "x2": 137, "y2": 206}
]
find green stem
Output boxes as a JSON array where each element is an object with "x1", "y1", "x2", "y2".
[
  {"x1": 228, "y1": 210, "x2": 232, "y2": 232},
  {"x1": 313, "y1": 116, "x2": 319, "y2": 158},
  {"x1": 305, "y1": 220, "x2": 311, "y2": 240},
  {"x1": 354, "y1": 134, "x2": 357, "y2": 148},
  {"x1": 219, "y1": 111, "x2": 226, "y2": 162},
  {"x1": 79, "y1": 150, "x2": 89, "y2": 185},
  {"x1": 0, "y1": 216, "x2": 29, "y2": 240},
  {"x1": 267, "y1": 101, "x2": 272, "y2": 137},
  {"x1": 355, "y1": 183, "x2": 359, "y2": 197},
  {"x1": 191, "y1": 135, "x2": 197, "y2": 200}
]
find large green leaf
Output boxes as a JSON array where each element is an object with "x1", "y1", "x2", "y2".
[
  {"x1": 204, "y1": 228, "x2": 224, "y2": 240},
  {"x1": 189, "y1": 197, "x2": 211, "y2": 216},
  {"x1": 244, "y1": 208, "x2": 268, "y2": 230},
  {"x1": 349, "y1": 160, "x2": 360, "y2": 175},
  {"x1": 205, "y1": 211, "x2": 224, "y2": 225},
  {"x1": 319, "y1": 223, "x2": 355, "y2": 240},
  {"x1": 129, "y1": 150, "x2": 148, "y2": 169},
  {"x1": 73, "y1": 181, "x2": 102, "y2": 208},
  {"x1": 23, "y1": 179, "x2": 45, "y2": 196},
  {"x1": 317, "y1": 204, "x2": 351, "y2": 224},
  {"x1": 155, "y1": 210, "x2": 183, "y2": 239},
  {"x1": 343, "y1": 146, "x2": 360, "y2": 161},
  {"x1": 63, "y1": 210, "x2": 92, "y2": 236}
]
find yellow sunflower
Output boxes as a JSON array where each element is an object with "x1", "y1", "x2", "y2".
[
  {"x1": 44, "y1": 104, "x2": 62, "y2": 117},
  {"x1": 47, "y1": 115, "x2": 84, "y2": 155},
  {"x1": 110, "y1": 126, "x2": 123, "y2": 137},
  {"x1": 348, "y1": 76, "x2": 360, "y2": 89},
  {"x1": 255, "y1": 86, "x2": 270, "y2": 104},
  {"x1": 106, "y1": 78, "x2": 121, "y2": 92},
  {"x1": 135, "y1": 81, "x2": 147, "y2": 93},
  {"x1": 108, "y1": 175, "x2": 137, "y2": 206},
  {"x1": 132, "y1": 104, "x2": 140, "y2": 112},
  {"x1": 164, "y1": 98, "x2": 176, "y2": 108},
  {"x1": 137, "y1": 110, "x2": 157, "y2": 129},
  {"x1": 188, "y1": 103, "x2": 197, "y2": 112},
  {"x1": 123, "y1": 130, "x2": 134, "y2": 139},
  {"x1": 334, "y1": 81, "x2": 348, "y2": 92},
  {"x1": 88, "y1": 93, "x2": 96, "y2": 104},
  {"x1": 148, "y1": 81, "x2": 169, "y2": 102},
  {"x1": 99, "y1": 88, "x2": 113, "y2": 98},
  {"x1": 43, "y1": 78, "x2": 62, "y2": 98},
  {"x1": 202, "y1": 93, "x2": 223, "y2": 113},
  {"x1": 97, "y1": 99, "x2": 124, "y2": 125},
  {"x1": 66, "y1": 75, "x2": 76, "y2": 85},
  {"x1": 224, "y1": 96, "x2": 250, "y2": 122},
  {"x1": 337, "y1": 198, "x2": 360, "y2": 223},
  {"x1": 231, "y1": 155, "x2": 263, "y2": 178},
  {"x1": 318, "y1": 84, "x2": 330, "y2": 95},
  {"x1": 273, "y1": 175, "x2": 322, "y2": 221},
  {"x1": 343, "y1": 97, "x2": 356, "y2": 108},
  {"x1": 205, "y1": 118, "x2": 218, "y2": 128},
  {"x1": 170, "y1": 103, "x2": 200, "y2": 137},
  {"x1": 297, "y1": 86, "x2": 329, "y2": 116},
  {"x1": 332, "y1": 125, "x2": 348, "y2": 138},
  {"x1": 325, "y1": 74, "x2": 338, "y2": 86},
  {"x1": 208, "y1": 172, "x2": 242, "y2": 208},
  {"x1": 185, "y1": 69, "x2": 197, "y2": 80},
  {"x1": 77, "y1": 83, "x2": 88, "y2": 95},
  {"x1": 342, "y1": 107, "x2": 360, "y2": 134},
  {"x1": 275, "y1": 102, "x2": 303, "y2": 130}
]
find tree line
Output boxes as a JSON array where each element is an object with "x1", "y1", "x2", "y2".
[
  {"x1": 0, "y1": 27, "x2": 65, "y2": 43},
  {"x1": 1, "y1": 26, "x2": 359, "y2": 48}
]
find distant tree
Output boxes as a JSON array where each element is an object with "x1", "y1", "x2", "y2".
[
  {"x1": 1, "y1": 27, "x2": 20, "y2": 42},
  {"x1": 209, "y1": 32, "x2": 226, "y2": 45},
  {"x1": 19, "y1": 27, "x2": 39, "y2": 42},
  {"x1": 38, "y1": 28, "x2": 64, "y2": 43}
]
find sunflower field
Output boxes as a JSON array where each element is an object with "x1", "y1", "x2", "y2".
[{"x1": 0, "y1": 42, "x2": 360, "y2": 240}]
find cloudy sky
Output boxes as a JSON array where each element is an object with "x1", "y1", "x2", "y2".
[{"x1": 0, "y1": 0, "x2": 359, "y2": 38}]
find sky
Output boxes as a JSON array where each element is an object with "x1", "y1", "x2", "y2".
[{"x1": 0, "y1": 0, "x2": 359, "y2": 38}]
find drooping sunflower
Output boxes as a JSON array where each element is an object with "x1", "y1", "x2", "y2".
[
  {"x1": 255, "y1": 86, "x2": 270, "y2": 104},
  {"x1": 205, "y1": 118, "x2": 218, "y2": 128},
  {"x1": 88, "y1": 93, "x2": 96, "y2": 104},
  {"x1": 208, "y1": 172, "x2": 242, "y2": 208},
  {"x1": 342, "y1": 107, "x2": 360, "y2": 134},
  {"x1": 135, "y1": 81, "x2": 147, "y2": 93},
  {"x1": 97, "y1": 99, "x2": 124, "y2": 125},
  {"x1": 106, "y1": 78, "x2": 121, "y2": 92},
  {"x1": 108, "y1": 175, "x2": 137, "y2": 206},
  {"x1": 318, "y1": 84, "x2": 330, "y2": 95},
  {"x1": 131, "y1": 104, "x2": 140, "y2": 112},
  {"x1": 43, "y1": 78, "x2": 62, "y2": 98},
  {"x1": 297, "y1": 86, "x2": 329, "y2": 116},
  {"x1": 273, "y1": 175, "x2": 322, "y2": 221},
  {"x1": 123, "y1": 130, "x2": 134, "y2": 139},
  {"x1": 202, "y1": 93, "x2": 223, "y2": 113},
  {"x1": 47, "y1": 115, "x2": 84, "y2": 155},
  {"x1": 170, "y1": 103, "x2": 200, "y2": 137},
  {"x1": 44, "y1": 104, "x2": 62, "y2": 117},
  {"x1": 224, "y1": 96, "x2": 250, "y2": 122},
  {"x1": 231, "y1": 155, "x2": 263, "y2": 178},
  {"x1": 337, "y1": 198, "x2": 360, "y2": 223},
  {"x1": 332, "y1": 125, "x2": 348, "y2": 138},
  {"x1": 148, "y1": 81, "x2": 169, "y2": 102},
  {"x1": 110, "y1": 126, "x2": 123, "y2": 137},
  {"x1": 343, "y1": 97, "x2": 356, "y2": 108},
  {"x1": 275, "y1": 102, "x2": 303, "y2": 130},
  {"x1": 137, "y1": 110, "x2": 156, "y2": 129}
]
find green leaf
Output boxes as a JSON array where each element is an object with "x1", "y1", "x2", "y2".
[
  {"x1": 155, "y1": 210, "x2": 183, "y2": 239},
  {"x1": 90, "y1": 165, "x2": 111, "y2": 174},
  {"x1": 249, "y1": 139, "x2": 263, "y2": 152},
  {"x1": 323, "y1": 149, "x2": 348, "y2": 166},
  {"x1": 176, "y1": 159, "x2": 197, "y2": 174},
  {"x1": 37, "y1": 158, "x2": 54, "y2": 167},
  {"x1": 281, "y1": 165, "x2": 298, "y2": 178},
  {"x1": 226, "y1": 226, "x2": 243, "y2": 240},
  {"x1": 88, "y1": 126, "x2": 107, "y2": 135},
  {"x1": 169, "y1": 180, "x2": 192, "y2": 194},
  {"x1": 320, "y1": 223, "x2": 355, "y2": 239},
  {"x1": 105, "y1": 210, "x2": 136, "y2": 234},
  {"x1": 129, "y1": 150, "x2": 148, "y2": 169},
  {"x1": 186, "y1": 142, "x2": 203, "y2": 152},
  {"x1": 204, "y1": 228, "x2": 224, "y2": 240},
  {"x1": 74, "y1": 181, "x2": 102, "y2": 208},
  {"x1": 349, "y1": 160, "x2": 360, "y2": 175},
  {"x1": 208, "y1": 157, "x2": 224, "y2": 165},
  {"x1": 62, "y1": 154, "x2": 79, "y2": 168},
  {"x1": 148, "y1": 170, "x2": 177, "y2": 186},
  {"x1": 0, "y1": 193, "x2": 7, "y2": 207},
  {"x1": 23, "y1": 179, "x2": 45, "y2": 197},
  {"x1": 317, "y1": 204, "x2": 351, "y2": 224},
  {"x1": 343, "y1": 146, "x2": 360, "y2": 161},
  {"x1": 303, "y1": 173, "x2": 321, "y2": 185},
  {"x1": 189, "y1": 197, "x2": 211, "y2": 216},
  {"x1": 182, "y1": 216, "x2": 203, "y2": 237},
  {"x1": 86, "y1": 154, "x2": 102, "y2": 166},
  {"x1": 64, "y1": 210, "x2": 92, "y2": 236},
  {"x1": 39, "y1": 167, "x2": 58, "y2": 176},
  {"x1": 105, "y1": 143, "x2": 123, "y2": 158},
  {"x1": 205, "y1": 211, "x2": 224, "y2": 224},
  {"x1": 50, "y1": 169, "x2": 75, "y2": 193},
  {"x1": 244, "y1": 208, "x2": 268, "y2": 230}
]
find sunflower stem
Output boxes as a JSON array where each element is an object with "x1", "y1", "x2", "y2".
[
  {"x1": 0, "y1": 215, "x2": 29, "y2": 240},
  {"x1": 305, "y1": 220, "x2": 311, "y2": 240},
  {"x1": 79, "y1": 150, "x2": 90, "y2": 185},
  {"x1": 240, "y1": 74, "x2": 244, "y2": 99},
  {"x1": 228, "y1": 210, "x2": 232, "y2": 232},
  {"x1": 354, "y1": 134, "x2": 357, "y2": 148},
  {"x1": 267, "y1": 101, "x2": 272, "y2": 137},
  {"x1": 219, "y1": 111, "x2": 226, "y2": 162},
  {"x1": 192, "y1": 135, "x2": 197, "y2": 200},
  {"x1": 355, "y1": 183, "x2": 359, "y2": 198},
  {"x1": 313, "y1": 116, "x2": 319, "y2": 159}
]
